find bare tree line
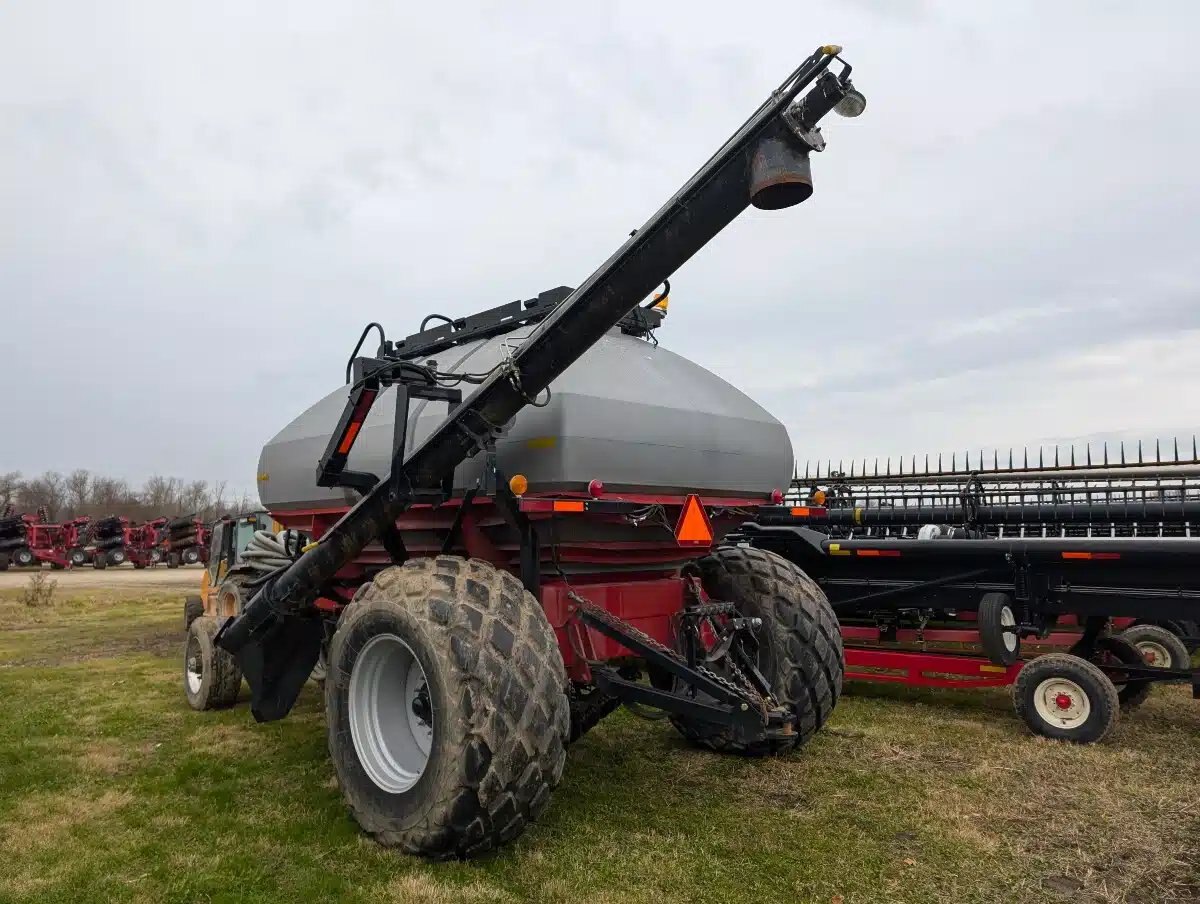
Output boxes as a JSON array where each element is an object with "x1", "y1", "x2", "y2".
[{"x1": 0, "y1": 470, "x2": 258, "y2": 524}]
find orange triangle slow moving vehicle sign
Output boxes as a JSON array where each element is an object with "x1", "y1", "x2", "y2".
[{"x1": 674, "y1": 494, "x2": 714, "y2": 547}]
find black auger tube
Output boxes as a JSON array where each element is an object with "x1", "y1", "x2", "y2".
[{"x1": 220, "y1": 47, "x2": 852, "y2": 673}]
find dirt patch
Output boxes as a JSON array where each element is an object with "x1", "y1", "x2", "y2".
[
  {"x1": 3, "y1": 626, "x2": 180, "y2": 668},
  {"x1": 0, "y1": 566, "x2": 201, "y2": 593}
]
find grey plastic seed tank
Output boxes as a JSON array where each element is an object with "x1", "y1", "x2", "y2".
[{"x1": 257, "y1": 313, "x2": 793, "y2": 512}]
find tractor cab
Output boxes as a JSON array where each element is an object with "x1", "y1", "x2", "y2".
[{"x1": 197, "y1": 511, "x2": 279, "y2": 613}]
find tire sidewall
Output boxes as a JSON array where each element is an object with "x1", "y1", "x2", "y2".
[
  {"x1": 1121, "y1": 624, "x2": 1190, "y2": 670},
  {"x1": 326, "y1": 605, "x2": 461, "y2": 833},
  {"x1": 184, "y1": 618, "x2": 216, "y2": 710},
  {"x1": 1015, "y1": 657, "x2": 1115, "y2": 743},
  {"x1": 978, "y1": 592, "x2": 1019, "y2": 666},
  {"x1": 694, "y1": 546, "x2": 843, "y2": 749}
]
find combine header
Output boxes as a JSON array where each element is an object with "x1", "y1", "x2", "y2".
[
  {"x1": 734, "y1": 442, "x2": 1200, "y2": 743},
  {"x1": 183, "y1": 45, "x2": 867, "y2": 858}
]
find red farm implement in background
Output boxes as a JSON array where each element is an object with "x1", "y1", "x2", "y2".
[
  {"x1": 89, "y1": 515, "x2": 128, "y2": 569},
  {"x1": 126, "y1": 517, "x2": 167, "y2": 569},
  {"x1": 0, "y1": 512, "x2": 82, "y2": 570},
  {"x1": 162, "y1": 515, "x2": 209, "y2": 567}
]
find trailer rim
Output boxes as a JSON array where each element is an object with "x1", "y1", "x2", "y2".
[
  {"x1": 185, "y1": 634, "x2": 204, "y2": 694},
  {"x1": 1133, "y1": 639, "x2": 1171, "y2": 668},
  {"x1": 348, "y1": 632, "x2": 433, "y2": 794},
  {"x1": 1032, "y1": 677, "x2": 1090, "y2": 730}
]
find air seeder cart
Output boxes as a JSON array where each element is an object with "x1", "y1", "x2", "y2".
[{"x1": 183, "y1": 45, "x2": 865, "y2": 858}]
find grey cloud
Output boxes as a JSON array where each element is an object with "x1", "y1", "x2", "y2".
[{"x1": 1, "y1": 1, "x2": 1198, "y2": 494}]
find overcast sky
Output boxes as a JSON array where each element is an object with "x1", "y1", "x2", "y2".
[{"x1": 2, "y1": 1, "x2": 1198, "y2": 496}]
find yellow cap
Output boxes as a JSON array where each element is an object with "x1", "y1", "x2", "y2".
[{"x1": 820, "y1": 44, "x2": 842, "y2": 55}]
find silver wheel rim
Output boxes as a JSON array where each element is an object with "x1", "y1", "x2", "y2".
[
  {"x1": 1135, "y1": 640, "x2": 1171, "y2": 668},
  {"x1": 1033, "y1": 677, "x2": 1091, "y2": 730},
  {"x1": 349, "y1": 633, "x2": 433, "y2": 794},
  {"x1": 999, "y1": 606, "x2": 1017, "y2": 652},
  {"x1": 185, "y1": 634, "x2": 203, "y2": 694}
]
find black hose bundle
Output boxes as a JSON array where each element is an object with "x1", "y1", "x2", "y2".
[
  {"x1": 167, "y1": 514, "x2": 197, "y2": 531},
  {"x1": 91, "y1": 516, "x2": 124, "y2": 541},
  {"x1": 0, "y1": 517, "x2": 26, "y2": 541}
]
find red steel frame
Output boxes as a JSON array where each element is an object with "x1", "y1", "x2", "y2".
[
  {"x1": 271, "y1": 490, "x2": 769, "y2": 682},
  {"x1": 21, "y1": 516, "x2": 71, "y2": 568},
  {"x1": 840, "y1": 618, "x2": 1140, "y2": 691},
  {"x1": 126, "y1": 517, "x2": 167, "y2": 568}
]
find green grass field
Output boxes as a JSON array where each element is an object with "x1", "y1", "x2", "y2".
[{"x1": 1, "y1": 580, "x2": 1197, "y2": 903}]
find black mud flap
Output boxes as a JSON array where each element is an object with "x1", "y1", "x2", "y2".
[{"x1": 222, "y1": 613, "x2": 324, "y2": 723}]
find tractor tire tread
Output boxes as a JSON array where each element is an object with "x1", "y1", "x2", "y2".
[
  {"x1": 327, "y1": 555, "x2": 569, "y2": 858},
  {"x1": 672, "y1": 545, "x2": 843, "y2": 756},
  {"x1": 184, "y1": 616, "x2": 242, "y2": 710}
]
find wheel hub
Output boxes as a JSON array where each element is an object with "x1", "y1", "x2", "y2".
[
  {"x1": 1033, "y1": 677, "x2": 1090, "y2": 729},
  {"x1": 1000, "y1": 606, "x2": 1017, "y2": 652},
  {"x1": 1136, "y1": 641, "x2": 1169, "y2": 668},
  {"x1": 348, "y1": 633, "x2": 434, "y2": 794},
  {"x1": 185, "y1": 635, "x2": 203, "y2": 694}
]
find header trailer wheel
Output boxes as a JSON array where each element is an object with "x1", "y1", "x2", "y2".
[{"x1": 1013, "y1": 653, "x2": 1118, "y2": 744}]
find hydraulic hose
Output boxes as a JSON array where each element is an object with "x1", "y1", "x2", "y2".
[{"x1": 240, "y1": 529, "x2": 306, "y2": 574}]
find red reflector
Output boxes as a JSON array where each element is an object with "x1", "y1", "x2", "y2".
[
  {"x1": 856, "y1": 549, "x2": 901, "y2": 557},
  {"x1": 336, "y1": 389, "x2": 377, "y2": 455},
  {"x1": 553, "y1": 500, "x2": 586, "y2": 512},
  {"x1": 1062, "y1": 551, "x2": 1120, "y2": 560},
  {"x1": 336, "y1": 421, "x2": 364, "y2": 455},
  {"x1": 674, "y1": 494, "x2": 714, "y2": 546},
  {"x1": 789, "y1": 506, "x2": 828, "y2": 518}
]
